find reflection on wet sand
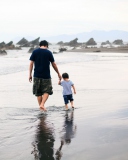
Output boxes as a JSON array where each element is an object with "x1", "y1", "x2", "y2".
[
  {"x1": 55, "y1": 141, "x2": 64, "y2": 160},
  {"x1": 55, "y1": 110, "x2": 77, "y2": 160},
  {"x1": 62, "y1": 110, "x2": 77, "y2": 144},
  {"x1": 31, "y1": 110, "x2": 77, "y2": 160},
  {"x1": 32, "y1": 115, "x2": 55, "y2": 160}
]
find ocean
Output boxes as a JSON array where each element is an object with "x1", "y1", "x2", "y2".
[{"x1": 0, "y1": 48, "x2": 128, "y2": 160}]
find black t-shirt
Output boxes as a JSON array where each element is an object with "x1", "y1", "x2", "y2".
[{"x1": 29, "y1": 48, "x2": 54, "y2": 79}]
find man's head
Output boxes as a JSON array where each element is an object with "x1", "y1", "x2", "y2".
[
  {"x1": 62, "y1": 73, "x2": 69, "y2": 79},
  {"x1": 39, "y1": 40, "x2": 49, "y2": 48}
]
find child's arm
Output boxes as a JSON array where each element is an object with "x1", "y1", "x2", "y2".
[{"x1": 72, "y1": 85, "x2": 76, "y2": 94}]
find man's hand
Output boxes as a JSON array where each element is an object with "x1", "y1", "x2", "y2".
[
  {"x1": 58, "y1": 73, "x2": 62, "y2": 80},
  {"x1": 29, "y1": 76, "x2": 32, "y2": 82},
  {"x1": 29, "y1": 61, "x2": 34, "y2": 83},
  {"x1": 58, "y1": 79, "x2": 61, "y2": 85}
]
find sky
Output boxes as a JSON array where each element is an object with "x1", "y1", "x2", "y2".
[{"x1": 0, "y1": 0, "x2": 128, "y2": 41}]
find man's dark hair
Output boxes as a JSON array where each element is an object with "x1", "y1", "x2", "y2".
[
  {"x1": 39, "y1": 40, "x2": 48, "y2": 47},
  {"x1": 62, "y1": 73, "x2": 69, "y2": 79}
]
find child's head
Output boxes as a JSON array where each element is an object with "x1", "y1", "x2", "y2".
[{"x1": 62, "y1": 73, "x2": 69, "y2": 79}]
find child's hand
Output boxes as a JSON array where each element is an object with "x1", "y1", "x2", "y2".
[{"x1": 74, "y1": 91, "x2": 76, "y2": 94}]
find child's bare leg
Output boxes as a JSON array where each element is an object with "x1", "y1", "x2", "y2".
[
  {"x1": 65, "y1": 104, "x2": 68, "y2": 110},
  {"x1": 40, "y1": 93, "x2": 49, "y2": 111},
  {"x1": 70, "y1": 101, "x2": 74, "y2": 108}
]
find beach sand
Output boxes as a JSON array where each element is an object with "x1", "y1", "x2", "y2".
[
  {"x1": 0, "y1": 51, "x2": 128, "y2": 160},
  {"x1": 66, "y1": 46, "x2": 128, "y2": 53}
]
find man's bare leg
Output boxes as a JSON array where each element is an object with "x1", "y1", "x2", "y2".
[
  {"x1": 40, "y1": 93, "x2": 49, "y2": 111},
  {"x1": 37, "y1": 96, "x2": 42, "y2": 106}
]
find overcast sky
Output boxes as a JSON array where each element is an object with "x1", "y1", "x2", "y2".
[{"x1": 0, "y1": 0, "x2": 128, "y2": 41}]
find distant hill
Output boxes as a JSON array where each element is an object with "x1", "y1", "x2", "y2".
[
  {"x1": 41, "y1": 30, "x2": 128, "y2": 43},
  {"x1": 0, "y1": 30, "x2": 128, "y2": 43}
]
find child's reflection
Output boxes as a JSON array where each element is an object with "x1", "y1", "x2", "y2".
[
  {"x1": 55, "y1": 110, "x2": 77, "y2": 160},
  {"x1": 32, "y1": 115, "x2": 55, "y2": 160},
  {"x1": 62, "y1": 110, "x2": 77, "y2": 144}
]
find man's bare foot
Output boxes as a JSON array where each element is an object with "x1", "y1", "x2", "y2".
[{"x1": 40, "y1": 106, "x2": 47, "y2": 111}]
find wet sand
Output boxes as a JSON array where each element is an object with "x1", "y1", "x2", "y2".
[
  {"x1": 67, "y1": 47, "x2": 128, "y2": 53},
  {"x1": 0, "y1": 51, "x2": 128, "y2": 160}
]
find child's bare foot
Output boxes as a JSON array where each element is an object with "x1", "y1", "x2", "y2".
[
  {"x1": 65, "y1": 107, "x2": 68, "y2": 110},
  {"x1": 65, "y1": 104, "x2": 68, "y2": 110}
]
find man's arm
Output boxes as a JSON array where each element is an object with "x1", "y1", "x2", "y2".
[
  {"x1": 51, "y1": 62, "x2": 61, "y2": 80},
  {"x1": 29, "y1": 61, "x2": 34, "y2": 82}
]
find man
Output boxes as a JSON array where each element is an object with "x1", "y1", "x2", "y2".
[{"x1": 29, "y1": 40, "x2": 61, "y2": 111}]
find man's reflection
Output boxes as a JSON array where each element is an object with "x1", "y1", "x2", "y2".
[
  {"x1": 32, "y1": 115, "x2": 55, "y2": 160},
  {"x1": 55, "y1": 110, "x2": 77, "y2": 160}
]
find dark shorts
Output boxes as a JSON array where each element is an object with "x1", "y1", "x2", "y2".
[
  {"x1": 63, "y1": 94, "x2": 74, "y2": 104},
  {"x1": 33, "y1": 77, "x2": 53, "y2": 96}
]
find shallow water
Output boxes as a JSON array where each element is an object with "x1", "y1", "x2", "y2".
[{"x1": 0, "y1": 49, "x2": 128, "y2": 160}]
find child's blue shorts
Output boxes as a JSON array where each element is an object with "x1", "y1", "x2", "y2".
[{"x1": 63, "y1": 94, "x2": 74, "y2": 104}]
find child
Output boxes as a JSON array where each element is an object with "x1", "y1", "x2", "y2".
[{"x1": 58, "y1": 73, "x2": 76, "y2": 110}]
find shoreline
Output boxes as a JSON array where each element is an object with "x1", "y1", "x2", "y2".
[
  {"x1": 66, "y1": 47, "x2": 128, "y2": 53},
  {"x1": 1, "y1": 51, "x2": 128, "y2": 160}
]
